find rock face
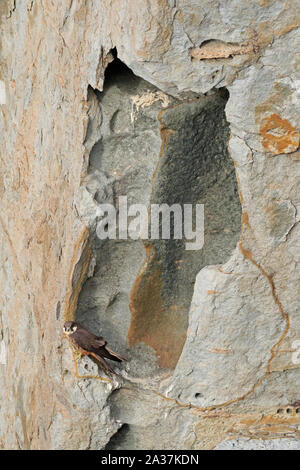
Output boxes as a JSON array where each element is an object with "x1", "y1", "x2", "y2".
[
  {"x1": 75, "y1": 61, "x2": 240, "y2": 377},
  {"x1": 0, "y1": 0, "x2": 299, "y2": 450}
]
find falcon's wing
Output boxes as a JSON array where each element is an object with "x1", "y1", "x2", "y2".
[{"x1": 73, "y1": 327, "x2": 106, "y2": 351}]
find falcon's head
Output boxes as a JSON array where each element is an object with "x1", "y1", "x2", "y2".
[{"x1": 63, "y1": 321, "x2": 78, "y2": 335}]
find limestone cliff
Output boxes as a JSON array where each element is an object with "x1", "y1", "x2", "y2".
[{"x1": 0, "y1": 0, "x2": 300, "y2": 450}]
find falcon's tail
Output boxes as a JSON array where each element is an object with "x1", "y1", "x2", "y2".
[
  {"x1": 103, "y1": 346, "x2": 126, "y2": 363},
  {"x1": 90, "y1": 352, "x2": 115, "y2": 375}
]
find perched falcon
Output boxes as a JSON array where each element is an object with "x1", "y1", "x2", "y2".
[{"x1": 63, "y1": 321, "x2": 126, "y2": 375}]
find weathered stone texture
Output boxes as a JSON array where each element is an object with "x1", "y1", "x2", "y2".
[{"x1": 0, "y1": 0, "x2": 299, "y2": 449}]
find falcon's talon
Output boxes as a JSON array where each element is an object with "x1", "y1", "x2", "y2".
[{"x1": 74, "y1": 350, "x2": 83, "y2": 361}]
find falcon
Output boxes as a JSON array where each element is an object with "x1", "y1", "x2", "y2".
[{"x1": 63, "y1": 321, "x2": 126, "y2": 375}]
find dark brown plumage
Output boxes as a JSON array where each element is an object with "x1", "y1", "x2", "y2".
[{"x1": 63, "y1": 321, "x2": 126, "y2": 375}]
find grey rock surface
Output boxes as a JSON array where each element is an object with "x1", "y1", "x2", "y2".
[
  {"x1": 215, "y1": 438, "x2": 300, "y2": 450},
  {"x1": 0, "y1": 0, "x2": 299, "y2": 450},
  {"x1": 76, "y1": 63, "x2": 240, "y2": 376}
]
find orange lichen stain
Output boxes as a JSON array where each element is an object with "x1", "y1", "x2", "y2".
[
  {"x1": 241, "y1": 212, "x2": 249, "y2": 226},
  {"x1": 128, "y1": 246, "x2": 186, "y2": 369},
  {"x1": 10, "y1": 80, "x2": 16, "y2": 94},
  {"x1": 259, "y1": 0, "x2": 270, "y2": 6},
  {"x1": 260, "y1": 114, "x2": 300, "y2": 155},
  {"x1": 207, "y1": 290, "x2": 219, "y2": 295},
  {"x1": 230, "y1": 409, "x2": 300, "y2": 438},
  {"x1": 64, "y1": 227, "x2": 91, "y2": 322},
  {"x1": 128, "y1": 265, "x2": 186, "y2": 369}
]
